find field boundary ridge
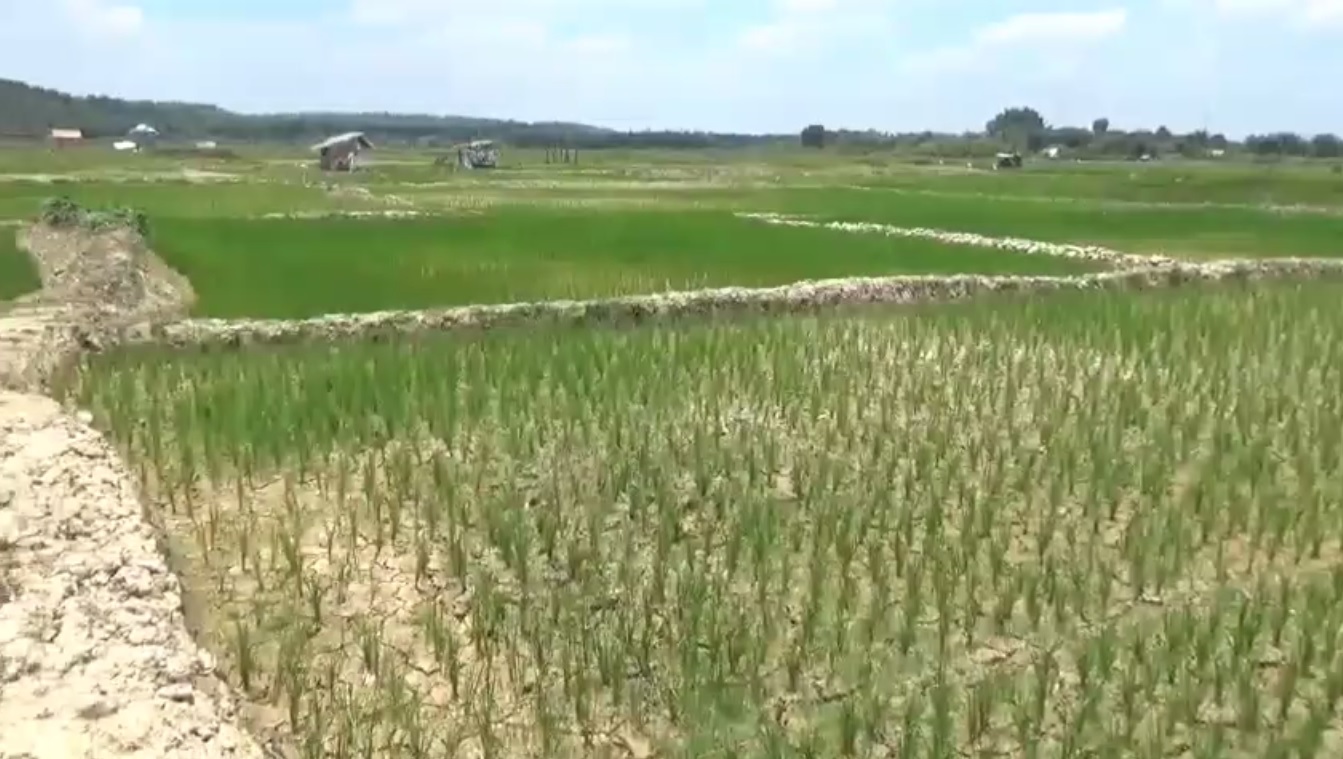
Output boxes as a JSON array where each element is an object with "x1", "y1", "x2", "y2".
[
  {"x1": 112, "y1": 256, "x2": 1343, "y2": 350},
  {"x1": 0, "y1": 218, "x2": 266, "y2": 759}
]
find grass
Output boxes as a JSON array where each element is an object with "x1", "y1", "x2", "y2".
[
  {"x1": 148, "y1": 209, "x2": 1100, "y2": 319},
  {"x1": 0, "y1": 230, "x2": 40, "y2": 302},
  {"x1": 67, "y1": 280, "x2": 1343, "y2": 758},
  {"x1": 0, "y1": 179, "x2": 381, "y2": 221},
  {"x1": 858, "y1": 161, "x2": 1343, "y2": 206},
  {"x1": 759, "y1": 187, "x2": 1343, "y2": 259}
]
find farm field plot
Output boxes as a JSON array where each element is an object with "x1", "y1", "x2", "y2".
[
  {"x1": 0, "y1": 179, "x2": 380, "y2": 221},
  {"x1": 858, "y1": 163, "x2": 1343, "y2": 207},
  {"x1": 67, "y1": 282, "x2": 1343, "y2": 758},
  {"x1": 761, "y1": 188, "x2": 1343, "y2": 260},
  {"x1": 0, "y1": 230, "x2": 40, "y2": 301},
  {"x1": 148, "y1": 209, "x2": 1100, "y2": 319}
]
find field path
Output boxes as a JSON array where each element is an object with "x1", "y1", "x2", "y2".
[{"x1": 0, "y1": 225, "x2": 264, "y2": 759}]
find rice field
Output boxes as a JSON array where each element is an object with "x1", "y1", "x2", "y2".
[
  {"x1": 758, "y1": 188, "x2": 1343, "y2": 260},
  {"x1": 0, "y1": 230, "x2": 40, "y2": 301},
  {"x1": 65, "y1": 280, "x2": 1343, "y2": 758},
  {"x1": 147, "y1": 210, "x2": 1100, "y2": 319}
]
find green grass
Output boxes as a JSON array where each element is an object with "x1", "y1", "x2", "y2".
[
  {"x1": 859, "y1": 161, "x2": 1343, "y2": 206},
  {"x1": 759, "y1": 187, "x2": 1343, "y2": 259},
  {"x1": 0, "y1": 230, "x2": 40, "y2": 301},
  {"x1": 69, "y1": 281, "x2": 1343, "y2": 758},
  {"x1": 0, "y1": 179, "x2": 377, "y2": 221},
  {"x1": 149, "y1": 208, "x2": 1100, "y2": 319}
]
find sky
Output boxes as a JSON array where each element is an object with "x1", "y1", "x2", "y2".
[{"x1": 1, "y1": 0, "x2": 1340, "y2": 137}]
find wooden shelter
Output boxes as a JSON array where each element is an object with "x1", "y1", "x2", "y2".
[
  {"x1": 49, "y1": 128, "x2": 83, "y2": 148},
  {"x1": 312, "y1": 132, "x2": 374, "y2": 172}
]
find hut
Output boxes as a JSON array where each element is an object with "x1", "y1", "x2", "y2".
[
  {"x1": 49, "y1": 128, "x2": 84, "y2": 148},
  {"x1": 313, "y1": 132, "x2": 374, "y2": 171},
  {"x1": 128, "y1": 123, "x2": 160, "y2": 148}
]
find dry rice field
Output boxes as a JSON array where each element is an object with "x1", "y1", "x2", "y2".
[{"x1": 60, "y1": 281, "x2": 1343, "y2": 759}]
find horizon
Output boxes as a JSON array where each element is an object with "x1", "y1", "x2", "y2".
[{"x1": 2, "y1": 0, "x2": 1340, "y2": 140}]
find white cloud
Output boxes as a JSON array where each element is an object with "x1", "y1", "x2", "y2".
[
  {"x1": 348, "y1": 0, "x2": 702, "y2": 25},
  {"x1": 61, "y1": 0, "x2": 144, "y2": 38},
  {"x1": 1203, "y1": 0, "x2": 1343, "y2": 28},
  {"x1": 902, "y1": 9, "x2": 1127, "y2": 74},
  {"x1": 974, "y1": 9, "x2": 1128, "y2": 46},
  {"x1": 778, "y1": 0, "x2": 839, "y2": 12},
  {"x1": 738, "y1": 21, "x2": 806, "y2": 53},
  {"x1": 565, "y1": 33, "x2": 632, "y2": 53},
  {"x1": 736, "y1": 0, "x2": 891, "y2": 54}
]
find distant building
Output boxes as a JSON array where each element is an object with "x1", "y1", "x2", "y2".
[
  {"x1": 128, "y1": 123, "x2": 160, "y2": 149},
  {"x1": 112, "y1": 140, "x2": 139, "y2": 152},
  {"x1": 312, "y1": 132, "x2": 373, "y2": 171},
  {"x1": 195, "y1": 140, "x2": 218, "y2": 150},
  {"x1": 50, "y1": 128, "x2": 83, "y2": 148},
  {"x1": 1041, "y1": 145, "x2": 1063, "y2": 159},
  {"x1": 456, "y1": 140, "x2": 499, "y2": 170},
  {"x1": 995, "y1": 152, "x2": 1023, "y2": 170}
]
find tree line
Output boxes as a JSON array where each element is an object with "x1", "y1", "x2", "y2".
[
  {"x1": 4, "y1": 80, "x2": 1338, "y2": 157},
  {"x1": 0, "y1": 78, "x2": 792, "y2": 149},
  {"x1": 801, "y1": 107, "x2": 1343, "y2": 160}
]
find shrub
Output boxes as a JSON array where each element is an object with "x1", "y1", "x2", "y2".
[{"x1": 37, "y1": 197, "x2": 149, "y2": 237}]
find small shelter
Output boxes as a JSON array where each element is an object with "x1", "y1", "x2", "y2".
[
  {"x1": 50, "y1": 128, "x2": 84, "y2": 148},
  {"x1": 994, "y1": 151, "x2": 1023, "y2": 170},
  {"x1": 313, "y1": 131, "x2": 373, "y2": 171},
  {"x1": 128, "y1": 123, "x2": 160, "y2": 148},
  {"x1": 456, "y1": 140, "x2": 498, "y2": 170}
]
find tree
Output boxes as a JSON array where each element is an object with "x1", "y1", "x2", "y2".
[
  {"x1": 986, "y1": 107, "x2": 1046, "y2": 137},
  {"x1": 801, "y1": 124, "x2": 826, "y2": 149},
  {"x1": 1092, "y1": 117, "x2": 1110, "y2": 136},
  {"x1": 986, "y1": 107, "x2": 1047, "y2": 154},
  {"x1": 1155, "y1": 125, "x2": 1172, "y2": 140},
  {"x1": 1311, "y1": 133, "x2": 1341, "y2": 158}
]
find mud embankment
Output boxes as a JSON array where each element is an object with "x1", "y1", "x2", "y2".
[
  {"x1": 0, "y1": 222, "x2": 262, "y2": 759},
  {"x1": 107, "y1": 257, "x2": 1343, "y2": 350}
]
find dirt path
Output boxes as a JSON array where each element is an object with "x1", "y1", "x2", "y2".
[{"x1": 0, "y1": 224, "x2": 263, "y2": 759}]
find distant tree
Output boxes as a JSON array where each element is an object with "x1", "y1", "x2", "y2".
[
  {"x1": 801, "y1": 124, "x2": 826, "y2": 149},
  {"x1": 986, "y1": 107, "x2": 1047, "y2": 155},
  {"x1": 1209, "y1": 133, "x2": 1229, "y2": 150},
  {"x1": 986, "y1": 107, "x2": 1047, "y2": 137},
  {"x1": 1155, "y1": 125, "x2": 1172, "y2": 140},
  {"x1": 1092, "y1": 117, "x2": 1110, "y2": 136},
  {"x1": 1311, "y1": 133, "x2": 1341, "y2": 158}
]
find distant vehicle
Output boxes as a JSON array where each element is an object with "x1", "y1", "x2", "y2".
[{"x1": 454, "y1": 140, "x2": 499, "y2": 170}]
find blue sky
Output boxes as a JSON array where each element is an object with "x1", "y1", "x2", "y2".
[{"x1": 2, "y1": 0, "x2": 1340, "y2": 136}]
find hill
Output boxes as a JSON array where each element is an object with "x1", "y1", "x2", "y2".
[{"x1": 0, "y1": 78, "x2": 782, "y2": 150}]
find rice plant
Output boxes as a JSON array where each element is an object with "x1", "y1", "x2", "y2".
[{"x1": 68, "y1": 280, "x2": 1343, "y2": 757}]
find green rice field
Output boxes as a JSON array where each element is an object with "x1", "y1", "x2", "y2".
[
  {"x1": 0, "y1": 229, "x2": 40, "y2": 301},
  {"x1": 148, "y1": 210, "x2": 1100, "y2": 319},
  {"x1": 67, "y1": 280, "x2": 1343, "y2": 758}
]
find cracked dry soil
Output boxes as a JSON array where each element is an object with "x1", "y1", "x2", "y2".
[{"x1": 0, "y1": 224, "x2": 263, "y2": 759}]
